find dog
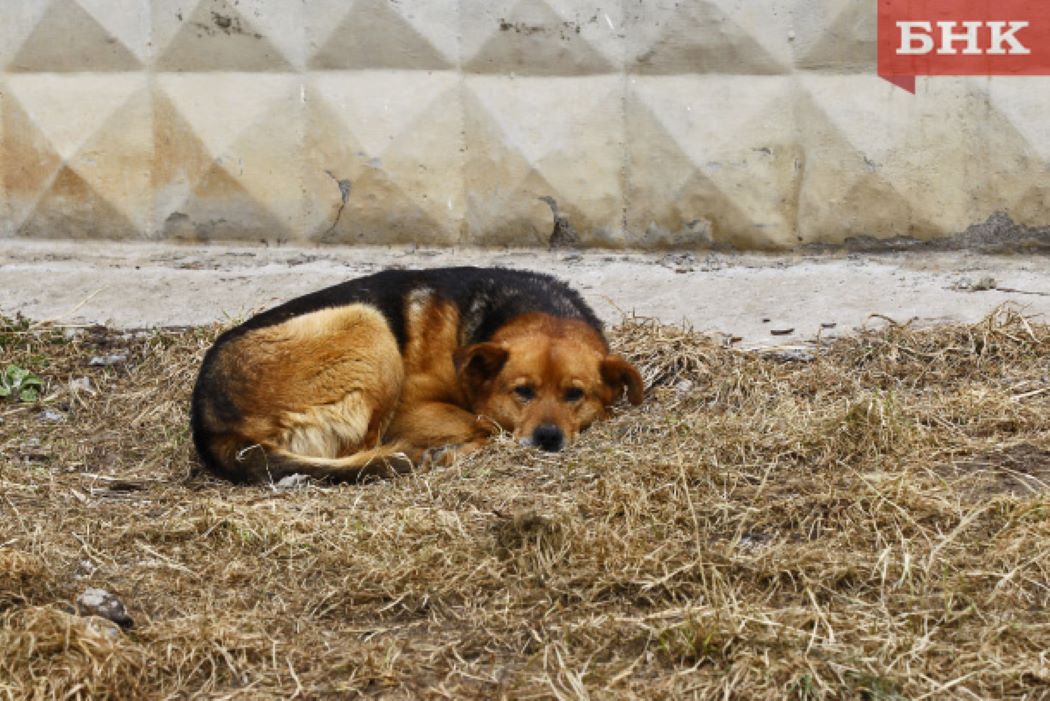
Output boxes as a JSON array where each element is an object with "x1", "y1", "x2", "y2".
[{"x1": 191, "y1": 267, "x2": 643, "y2": 483}]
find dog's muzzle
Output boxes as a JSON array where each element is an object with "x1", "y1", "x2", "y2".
[{"x1": 531, "y1": 424, "x2": 564, "y2": 452}]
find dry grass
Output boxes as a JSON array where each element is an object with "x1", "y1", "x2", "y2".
[{"x1": 1, "y1": 307, "x2": 1049, "y2": 699}]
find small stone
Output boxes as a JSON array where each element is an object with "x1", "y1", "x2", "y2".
[
  {"x1": 74, "y1": 560, "x2": 98, "y2": 579},
  {"x1": 76, "y1": 587, "x2": 133, "y2": 629},
  {"x1": 739, "y1": 531, "x2": 772, "y2": 550},
  {"x1": 767, "y1": 348, "x2": 815, "y2": 363},
  {"x1": 84, "y1": 617, "x2": 122, "y2": 640},
  {"x1": 40, "y1": 409, "x2": 65, "y2": 423},
  {"x1": 699, "y1": 254, "x2": 723, "y2": 272},
  {"x1": 275, "y1": 473, "x2": 312, "y2": 492},
  {"x1": 89, "y1": 353, "x2": 128, "y2": 367},
  {"x1": 951, "y1": 275, "x2": 997, "y2": 292},
  {"x1": 69, "y1": 377, "x2": 96, "y2": 395}
]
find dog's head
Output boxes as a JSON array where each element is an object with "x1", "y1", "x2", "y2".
[{"x1": 454, "y1": 314, "x2": 643, "y2": 452}]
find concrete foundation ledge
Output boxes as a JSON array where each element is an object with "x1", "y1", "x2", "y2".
[{"x1": 3, "y1": 239, "x2": 1050, "y2": 348}]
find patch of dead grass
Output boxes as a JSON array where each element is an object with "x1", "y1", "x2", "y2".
[{"x1": 1, "y1": 306, "x2": 1048, "y2": 699}]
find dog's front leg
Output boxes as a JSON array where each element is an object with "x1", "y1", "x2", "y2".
[{"x1": 387, "y1": 401, "x2": 498, "y2": 465}]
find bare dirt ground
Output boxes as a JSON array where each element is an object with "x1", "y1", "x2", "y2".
[{"x1": 3, "y1": 239, "x2": 1050, "y2": 347}]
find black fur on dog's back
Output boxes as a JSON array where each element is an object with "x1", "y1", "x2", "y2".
[
  {"x1": 190, "y1": 267, "x2": 605, "y2": 481},
  {"x1": 205, "y1": 267, "x2": 603, "y2": 350}
]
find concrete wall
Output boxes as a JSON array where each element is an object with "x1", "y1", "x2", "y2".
[{"x1": 1, "y1": 0, "x2": 1048, "y2": 250}]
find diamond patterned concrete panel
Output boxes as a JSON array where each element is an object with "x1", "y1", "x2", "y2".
[
  {"x1": 1, "y1": 1, "x2": 1049, "y2": 247},
  {"x1": 4, "y1": 73, "x2": 152, "y2": 238},
  {"x1": 154, "y1": 73, "x2": 302, "y2": 241},
  {"x1": 5, "y1": 0, "x2": 149, "y2": 72},
  {"x1": 2, "y1": 82, "x2": 63, "y2": 236},
  {"x1": 153, "y1": 0, "x2": 300, "y2": 72},
  {"x1": 627, "y1": 75, "x2": 801, "y2": 249},
  {"x1": 624, "y1": 0, "x2": 793, "y2": 75},
  {"x1": 0, "y1": 2, "x2": 49, "y2": 70},
  {"x1": 464, "y1": 75, "x2": 624, "y2": 246},
  {"x1": 794, "y1": 75, "x2": 939, "y2": 243},
  {"x1": 800, "y1": 76, "x2": 1001, "y2": 242},
  {"x1": 462, "y1": 0, "x2": 623, "y2": 75},
  {"x1": 303, "y1": 71, "x2": 464, "y2": 244},
  {"x1": 790, "y1": 0, "x2": 876, "y2": 71},
  {"x1": 984, "y1": 78, "x2": 1050, "y2": 229},
  {"x1": 308, "y1": 0, "x2": 456, "y2": 71},
  {"x1": 793, "y1": 75, "x2": 1049, "y2": 244},
  {"x1": 988, "y1": 79, "x2": 1050, "y2": 163}
]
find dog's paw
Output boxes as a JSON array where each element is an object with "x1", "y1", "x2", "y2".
[
  {"x1": 422, "y1": 439, "x2": 488, "y2": 467},
  {"x1": 474, "y1": 415, "x2": 502, "y2": 436},
  {"x1": 353, "y1": 452, "x2": 416, "y2": 483},
  {"x1": 384, "y1": 452, "x2": 416, "y2": 475},
  {"x1": 421, "y1": 446, "x2": 455, "y2": 468}
]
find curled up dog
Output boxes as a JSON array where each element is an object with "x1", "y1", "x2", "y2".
[{"x1": 191, "y1": 267, "x2": 643, "y2": 483}]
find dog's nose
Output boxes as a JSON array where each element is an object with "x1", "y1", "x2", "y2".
[{"x1": 532, "y1": 424, "x2": 564, "y2": 452}]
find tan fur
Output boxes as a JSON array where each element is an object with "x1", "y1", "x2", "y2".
[
  {"x1": 199, "y1": 304, "x2": 406, "y2": 481},
  {"x1": 385, "y1": 296, "x2": 491, "y2": 451}
]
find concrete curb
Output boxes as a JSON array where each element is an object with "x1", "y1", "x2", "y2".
[{"x1": 3, "y1": 239, "x2": 1049, "y2": 348}]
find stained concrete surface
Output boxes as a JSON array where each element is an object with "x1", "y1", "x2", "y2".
[{"x1": 2, "y1": 239, "x2": 1050, "y2": 349}]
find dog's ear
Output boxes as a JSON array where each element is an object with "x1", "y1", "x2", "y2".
[
  {"x1": 601, "y1": 355, "x2": 644, "y2": 405},
  {"x1": 454, "y1": 342, "x2": 509, "y2": 398}
]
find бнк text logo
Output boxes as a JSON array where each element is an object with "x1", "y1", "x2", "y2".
[{"x1": 878, "y1": 1, "x2": 1050, "y2": 92}]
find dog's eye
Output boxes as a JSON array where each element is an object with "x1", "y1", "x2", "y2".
[
  {"x1": 564, "y1": 387, "x2": 584, "y2": 402},
  {"x1": 513, "y1": 386, "x2": 535, "y2": 401}
]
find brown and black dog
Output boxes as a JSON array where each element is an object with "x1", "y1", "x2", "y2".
[{"x1": 191, "y1": 267, "x2": 643, "y2": 483}]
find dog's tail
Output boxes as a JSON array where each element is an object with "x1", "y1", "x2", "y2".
[{"x1": 197, "y1": 433, "x2": 415, "y2": 485}]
